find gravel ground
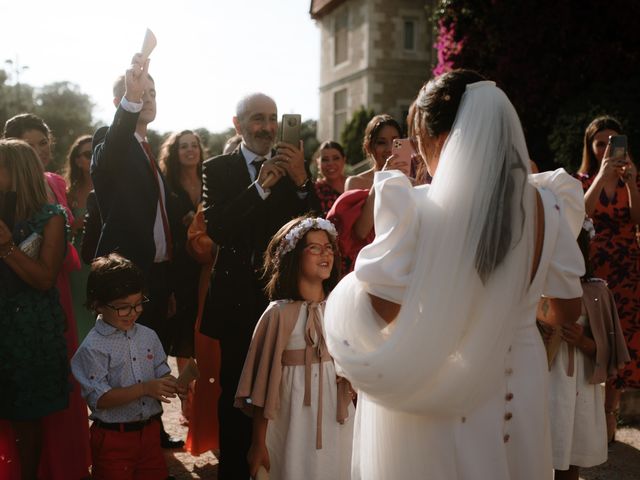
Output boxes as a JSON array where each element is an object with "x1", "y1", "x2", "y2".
[{"x1": 162, "y1": 359, "x2": 640, "y2": 479}]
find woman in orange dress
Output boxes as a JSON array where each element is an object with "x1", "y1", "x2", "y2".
[
  {"x1": 184, "y1": 205, "x2": 222, "y2": 455},
  {"x1": 576, "y1": 115, "x2": 639, "y2": 441}
]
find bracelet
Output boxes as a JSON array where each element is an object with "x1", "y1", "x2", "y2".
[
  {"x1": 0, "y1": 242, "x2": 15, "y2": 259},
  {"x1": 296, "y1": 177, "x2": 311, "y2": 191}
]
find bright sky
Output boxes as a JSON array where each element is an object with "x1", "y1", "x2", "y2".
[{"x1": 0, "y1": 0, "x2": 320, "y2": 134}]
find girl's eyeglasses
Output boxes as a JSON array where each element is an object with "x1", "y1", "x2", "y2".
[{"x1": 304, "y1": 243, "x2": 334, "y2": 255}]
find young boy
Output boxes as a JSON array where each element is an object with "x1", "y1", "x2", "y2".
[{"x1": 71, "y1": 253, "x2": 182, "y2": 479}]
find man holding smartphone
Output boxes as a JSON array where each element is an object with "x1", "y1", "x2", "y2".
[{"x1": 201, "y1": 92, "x2": 318, "y2": 479}]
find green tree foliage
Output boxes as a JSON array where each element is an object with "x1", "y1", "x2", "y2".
[
  {"x1": 300, "y1": 119, "x2": 319, "y2": 163},
  {"x1": 35, "y1": 82, "x2": 94, "y2": 171},
  {"x1": 433, "y1": 0, "x2": 640, "y2": 171},
  {"x1": 340, "y1": 106, "x2": 375, "y2": 166},
  {"x1": 0, "y1": 69, "x2": 36, "y2": 133},
  {"x1": 0, "y1": 72, "x2": 94, "y2": 173}
]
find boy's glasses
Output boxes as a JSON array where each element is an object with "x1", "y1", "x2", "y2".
[
  {"x1": 304, "y1": 243, "x2": 334, "y2": 255},
  {"x1": 105, "y1": 297, "x2": 149, "y2": 317}
]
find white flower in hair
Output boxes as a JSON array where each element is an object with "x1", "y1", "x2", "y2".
[
  {"x1": 583, "y1": 217, "x2": 596, "y2": 239},
  {"x1": 274, "y1": 217, "x2": 338, "y2": 266}
]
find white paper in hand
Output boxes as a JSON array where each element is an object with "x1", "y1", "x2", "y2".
[
  {"x1": 140, "y1": 28, "x2": 157, "y2": 61},
  {"x1": 176, "y1": 358, "x2": 200, "y2": 387}
]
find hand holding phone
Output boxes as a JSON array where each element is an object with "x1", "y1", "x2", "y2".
[
  {"x1": 280, "y1": 114, "x2": 301, "y2": 146},
  {"x1": 385, "y1": 138, "x2": 415, "y2": 177}
]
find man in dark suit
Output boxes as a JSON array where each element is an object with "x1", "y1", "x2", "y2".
[
  {"x1": 202, "y1": 93, "x2": 318, "y2": 478},
  {"x1": 91, "y1": 53, "x2": 182, "y2": 450}
]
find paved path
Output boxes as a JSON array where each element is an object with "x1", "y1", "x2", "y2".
[{"x1": 163, "y1": 359, "x2": 640, "y2": 479}]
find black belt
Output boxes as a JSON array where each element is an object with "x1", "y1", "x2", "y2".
[{"x1": 93, "y1": 413, "x2": 161, "y2": 432}]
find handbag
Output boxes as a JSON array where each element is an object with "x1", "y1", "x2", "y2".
[{"x1": 18, "y1": 232, "x2": 43, "y2": 259}]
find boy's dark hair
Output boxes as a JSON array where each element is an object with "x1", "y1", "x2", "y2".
[
  {"x1": 263, "y1": 216, "x2": 341, "y2": 301},
  {"x1": 86, "y1": 253, "x2": 145, "y2": 309}
]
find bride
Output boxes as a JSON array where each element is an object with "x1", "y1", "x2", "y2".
[{"x1": 324, "y1": 70, "x2": 586, "y2": 479}]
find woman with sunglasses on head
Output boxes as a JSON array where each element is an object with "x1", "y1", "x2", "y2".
[{"x1": 66, "y1": 135, "x2": 95, "y2": 341}]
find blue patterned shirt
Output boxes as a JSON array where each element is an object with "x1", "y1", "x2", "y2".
[{"x1": 71, "y1": 316, "x2": 171, "y2": 423}]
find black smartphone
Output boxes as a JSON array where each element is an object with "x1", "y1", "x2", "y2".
[
  {"x1": 280, "y1": 114, "x2": 301, "y2": 146},
  {"x1": 0, "y1": 191, "x2": 17, "y2": 231},
  {"x1": 609, "y1": 135, "x2": 628, "y2": 159}
]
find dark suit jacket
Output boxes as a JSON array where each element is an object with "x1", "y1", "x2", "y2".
[
  {"x1": 91, "y1": 106, "x2": 171, "y2": 275},
  {"x1": 201, "y1": 147, "x2": 319, "y2": 339}
]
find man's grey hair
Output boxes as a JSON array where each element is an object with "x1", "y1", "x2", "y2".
[{"x1": 235, "y1": 93, "x2": 276, "y2": 120}]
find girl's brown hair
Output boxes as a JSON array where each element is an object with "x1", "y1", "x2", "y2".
[{"x1": 263, "y1": 216, "x2": 341, "y2": 301}]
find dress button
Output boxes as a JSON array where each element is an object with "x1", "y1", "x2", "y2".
[
  {"x1": 504, "y1": 434, "x2": 510, "y2": 443},
  {"x1": 505, "y1": 393, "x2": 514, "y2": 401},
  {"x1": 461, "y1": 416, "x2": 466, "y2": 423},
  {"x1": 505, "y1": 368, "x2": 513, "y2": 375},
  {"x1": 133, "y1": 357, "x2": 136, "y2": 361},
  {"x1": 504, "y1": 412, "x2": 513, "y2": 420}
]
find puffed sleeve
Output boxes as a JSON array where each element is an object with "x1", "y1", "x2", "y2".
[
  {"x1": 355, "y1": 171, "x2": 420, "y2": 303},
  {"x1": 531, "y1": 169, "x2": 585, "y2": 298}
]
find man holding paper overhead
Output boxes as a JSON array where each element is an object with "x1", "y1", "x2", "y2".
[{"x1": 90, "y1": 37, "x2": 183, "y2": 449}]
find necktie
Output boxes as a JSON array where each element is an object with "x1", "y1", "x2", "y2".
[
  {"x1": 252, "y1": 157, "x2": 265, "y2": 180},
  {"x1": 141, "y1": 141, "x2": 173, "y2": 260}
]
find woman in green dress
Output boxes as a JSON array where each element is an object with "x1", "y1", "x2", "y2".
[
  {"x1": 0, "y1": 139, "x2": 70, "y2": 479},
  {"x1": 65, "y1": 135, "x2": 95, "y2": 340}
]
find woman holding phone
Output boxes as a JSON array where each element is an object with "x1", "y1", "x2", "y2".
[
  {"x1": 576, "y1": 116, "x2": 640, "y2": 442},
  {"x1": 327, "y1": 115, "x2": 408, "y2": 273}
]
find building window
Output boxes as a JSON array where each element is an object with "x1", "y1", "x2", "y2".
[
  {"x1": 333, "y1": 89, "x2": 348, "y2": 139},
  {"x1": 403, "y1": 19, "x2": 416, "y2": 51},
  {"x1": 334, "y1": 9, "x2": 349, "y2": 65}
]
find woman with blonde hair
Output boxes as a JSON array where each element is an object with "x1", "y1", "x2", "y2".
[
  {"x1": 0, "y1": 140, "x2": 70, "y2": 479},
  {"x1": 2, "y1": 115, "x2": 90, "y2": 479}
]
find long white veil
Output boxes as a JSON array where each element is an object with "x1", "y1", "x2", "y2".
[{"x1": 325, "y1": 81, "x2": 536, "y2": 416}]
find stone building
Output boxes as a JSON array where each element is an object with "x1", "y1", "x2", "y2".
[{"x1": 310, "y1": 0, "x2": 437, "y2": 142}]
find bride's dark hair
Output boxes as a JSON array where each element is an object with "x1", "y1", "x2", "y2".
[
  {"x1": 412, "y1": 69, "x2": 528, "y2": 283},
  {"x1": 411, "y1": 69, "x2": 485, "y2": 138}
]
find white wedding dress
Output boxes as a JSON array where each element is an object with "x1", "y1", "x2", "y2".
[{"x1": 326, "y1": 169, "x2": 584, "y2": 479}]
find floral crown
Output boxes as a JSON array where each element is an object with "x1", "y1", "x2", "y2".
[
  {"x1": 583, "y1": 217, "x2": 596, "y2": 239},
  {"x1": 273, "y1": 217, "x2": 338, "y2": 267}
]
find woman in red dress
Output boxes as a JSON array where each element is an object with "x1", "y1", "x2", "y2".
[{"x1": 576, "y1": 115, "x2": 639, "y2": 441}]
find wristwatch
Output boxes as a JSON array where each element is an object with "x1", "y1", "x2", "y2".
[{"x1": 296, "y1": 177, "x2": 311, "y2": 192}]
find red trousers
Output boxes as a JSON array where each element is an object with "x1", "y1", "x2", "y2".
[{"x1": 90, "y1": 419, "x2": 168, "y2": 480}]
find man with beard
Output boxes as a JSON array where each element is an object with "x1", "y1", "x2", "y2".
[{"x1": 201, "y1": 92, "x2": 318, "y2": 478}]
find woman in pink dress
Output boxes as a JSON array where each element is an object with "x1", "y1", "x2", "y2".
[{"x1": 2, "y1": 114, "x2": 90, "y2": 479}]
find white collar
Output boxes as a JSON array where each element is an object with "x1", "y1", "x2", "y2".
[{"x1": 241, "y1": 142, "x2": 272, "y2": 170}]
